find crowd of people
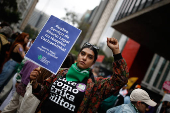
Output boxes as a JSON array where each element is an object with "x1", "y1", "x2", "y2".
[{"x1": 0, "y1": 22, "x2": 169, "y2": 113}]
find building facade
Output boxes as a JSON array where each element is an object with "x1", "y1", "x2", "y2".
[
  {"x1": 27, "y1": 8, "x2": 50, "y2": 32},
  {"x1": 80, "y1": 0, "x2": 109, "y2": 47},
  {"x1": 111, "y1": 0, "x2": 170, "y2": 97},
  {"x1": 14, "y1": 0, "x2": 39, "y2": 31}
]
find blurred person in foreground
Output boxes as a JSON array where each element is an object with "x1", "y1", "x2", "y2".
[
  {"x1": 0, "y1": 53, "x2": 75, "y2": 113},
  {"x1": 107, "y1": 89, "x2": 157, "y2": 113},
  {"x1": 29, "y1": 38, "x2": 129, "y2": 113}
]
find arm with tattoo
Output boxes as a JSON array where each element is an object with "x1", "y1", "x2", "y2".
[{"x1": 18, "y1": 45, "x2": 25, "y2": 59}]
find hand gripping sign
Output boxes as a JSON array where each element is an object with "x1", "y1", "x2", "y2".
[{"x1": 25, "y1": 15, "x2": 81, "y2": 74}]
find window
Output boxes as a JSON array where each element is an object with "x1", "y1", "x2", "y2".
[
  {"x1": 127, "y1": 0, "x2": 137, "y2": 15},
  {"x1": 153, "y1": 59, "x2": 166, "y2": 87},
  {"x1": 138, "y1": 0, "x2": 147, "y2": 11},
  {"x1": 158, "y1": 62, "x2": 170, "y2": 89},
  {"x1": 146, "y1": 55, "x2": 160, "y2": 83},
  {"x1": 132, "y1": 0, "x2": 142, "y2": 13}
]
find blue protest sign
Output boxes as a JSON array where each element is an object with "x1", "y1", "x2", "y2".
[{"x1": 25, "y1": 15, "x2": 81, "y2": 74}]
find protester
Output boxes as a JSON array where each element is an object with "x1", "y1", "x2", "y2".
[
  {"x1": 0, "y1": 33, "x2": 29, "y2": 92},
  {"x1": 107, "y1": 89, "x2": 157, "y2": 113},
  {"x1": 30, "y1": 37, "x2": 129, "y2": 113}
]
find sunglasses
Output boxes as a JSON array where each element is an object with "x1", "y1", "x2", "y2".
[{"x1": 83, "y1": 42, "x2": 99, "y2": 51}]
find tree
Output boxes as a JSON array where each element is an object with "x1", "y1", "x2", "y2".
[
  {"x1": 0, "y1": 0, "x2": 21, "y2": 24},
  {"x1": 23, "y1": 25, "x2": 39, "y2": 39},
  {"x1": 103, "y1": 56, "x2": 114, "y2": 71},
  {"x1": 76, "y1": 21, "x2": 90, "y2": 45},
  {"x1": 62, "y1": 8, "x2": 79, "y2": 26}
]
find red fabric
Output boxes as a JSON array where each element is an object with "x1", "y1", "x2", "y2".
[
  {"x1": 122, "y1": 38, "x2": 140, "y2": 69},
  {"x1": 96, "y1": 55, "x2": 105, "y2": 63}
]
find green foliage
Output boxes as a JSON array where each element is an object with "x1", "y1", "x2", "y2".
[
  {"x1": 98, "y1": 49, "x2": 106, "y2": 56},
  {"x1": 23, "y1": 25, "x2": 39, "y2": 39},
  {"x1": 77, "y1": 22, "x2": 90, "y2": 44},
  {"x1": 0, "y1": 0, "x2": 21, "y2": 24},
  {"x1": 98, "y1": 49, "x2": 114, "y2": 71},
  {"x1": 62, "y1": 8, "x2": 79, "y2": 26},
  {"x1": 70, "y1": 44, "x2": 80, "y2": 59}
]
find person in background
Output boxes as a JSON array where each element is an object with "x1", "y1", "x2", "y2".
[
  {"x1": 0, "y1": 59, "x2": 27, "y2": 112},
  {"x1": 30, "y1": 38, "x2": 129, "y2": 113},
  {"x1": 0, "y1": 22, "x2": 10, "y2": 29},
  {"x1": 119, "y1": 85, "x2": 128, "y2": 97},
  {"x1": 0, "y1": 25, "x2": 13, "y2": 72},
  {"x1": 27, "y1": 39, "x2": 35, "y2": 48},
  {"x1": 107, "y1": 89, "x2": 157, "y2": 113},
  {"x1": 124, "y1": 89, "x2": 133, "y2": 104},
  {"x1": 123, "y1": 84, "x2": 141, "y2": 104},
  {"x1": 160, "y1": 101, "x2": 170, "y2": 113},
  {"x1": 0, "y1": 33, "x2": 29, "y2": 93},
  {"x1": 92, "y1": 66, "x2": 99, "y2": 78},
  {"x1": 8, "y1": 32, "x2": 20, "y2": 47}
]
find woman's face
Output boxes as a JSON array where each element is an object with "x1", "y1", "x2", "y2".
[
  {"x1": 77, "y1": 48, "x2": 95, "y2": 69},
  {"x1": 24, "y1": 35, "x2": 29, "y2": 44}
]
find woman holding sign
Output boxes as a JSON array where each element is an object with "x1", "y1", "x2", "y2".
[
  {"x1": 30, "y1": 37, "x2": 129, "y2": 113},
  {"x1": 0, "y1": 33, "x2": 29, "y2": 93}
]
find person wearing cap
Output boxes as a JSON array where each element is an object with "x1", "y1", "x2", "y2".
[{"x1": 107, "y1": 89, "x2": 157, "y2": 113}]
